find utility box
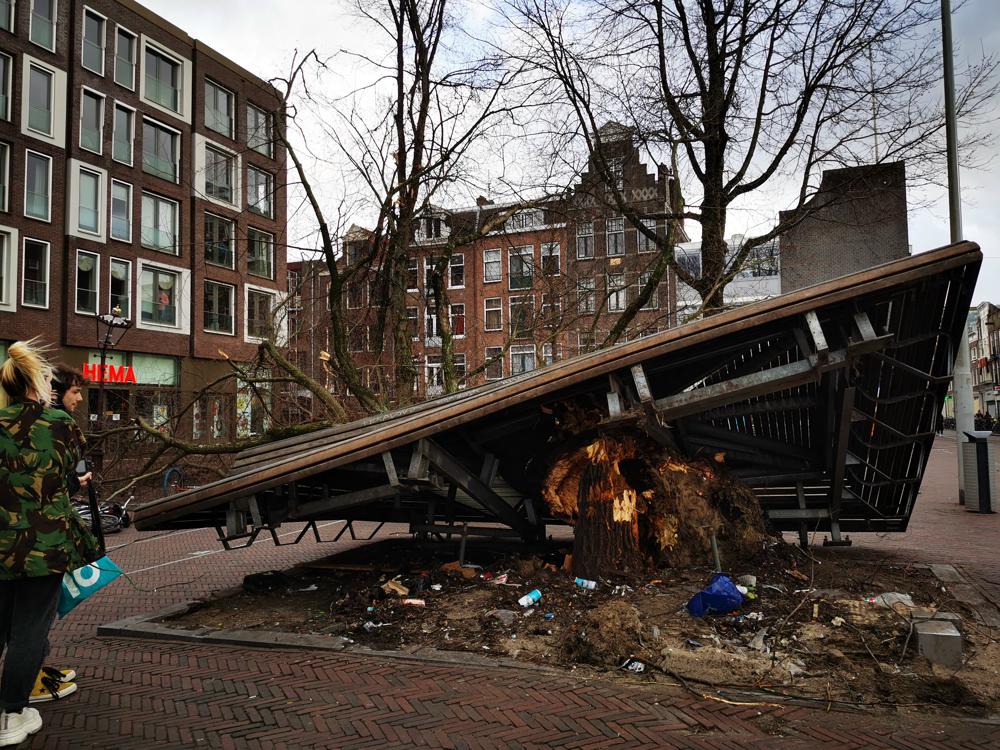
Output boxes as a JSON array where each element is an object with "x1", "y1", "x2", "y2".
[{"x1": 962, "y1": 432, "x2": 997, "y2": 513}]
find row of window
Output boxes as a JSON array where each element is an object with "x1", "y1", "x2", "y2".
[
  {"x1": 0, "y1": 145, "x2": 276, "y2": 270},
  {"x1": 4, "y1": 57, "x2": 277, "y2": 211},
  {"x1": 1, "y1": 3, "x2": 275, "y2": 152},
  {"x1": 385, "y1": 277, "x2": 660, "y2": 346},
  {"x1": 576, "y1": 218, "x2": 658, "y2": 259},
  {"x1": 0, "y1": 232, "x2": 277, "y2": 338}
]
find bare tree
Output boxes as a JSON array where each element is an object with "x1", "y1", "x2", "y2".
[
  {"x1": 509, "y1": 0, "x2": 998, "y2": 316},
  {"x1": 280, "y1": 0, "x2": 537, "y2": 408}
]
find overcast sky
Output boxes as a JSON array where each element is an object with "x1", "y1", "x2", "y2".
[{"x1": 141, "y1": 0, "x2": 1000, "y2": 304}]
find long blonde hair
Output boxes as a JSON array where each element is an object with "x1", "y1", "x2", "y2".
[{"x1": 0, "y1": 338, "x2": 54, "y2": 408}]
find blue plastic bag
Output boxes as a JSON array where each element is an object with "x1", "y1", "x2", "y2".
[
  {"x1": 686, "y1": 574, "x2": 743, "y2": 617},
  {"x1": 58, "y1": 556, "x2": 123, "y2": 618}
]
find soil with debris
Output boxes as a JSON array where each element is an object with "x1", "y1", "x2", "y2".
[{"x1": 161, "y1": 537, "x2": 1000, "y2": 718}]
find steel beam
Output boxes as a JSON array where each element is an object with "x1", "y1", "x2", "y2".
[{"x1": 651, "y1": 351, "x2": 847, "y2": 420}]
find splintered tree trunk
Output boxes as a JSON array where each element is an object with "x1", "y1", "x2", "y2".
[
  {"x1": 574, "y1": 461, "x2": 645, "y2": 580},
  {"x1": 541, "y1": 432, "x2": 770, "y2": 580}
]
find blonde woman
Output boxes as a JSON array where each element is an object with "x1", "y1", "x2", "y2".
[{"x1": 0, "y1": 341, "x2": 98, "y2": 747}]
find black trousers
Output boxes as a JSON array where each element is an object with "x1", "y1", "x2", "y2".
[{"x1": 0, "y1": 575, "x2": 62, "y2": 712}]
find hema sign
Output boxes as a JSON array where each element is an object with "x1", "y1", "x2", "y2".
[{"x1": 81, "y1": 363, "x2": 138, "y2": 383}]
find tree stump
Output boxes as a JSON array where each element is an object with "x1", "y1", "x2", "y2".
[{"x1": 541, "y1": 432, "x2": 769, "y2": 580}]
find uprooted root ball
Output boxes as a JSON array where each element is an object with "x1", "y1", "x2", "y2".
[{"x1": 542, "y1": 433, "x2": 772, "y2": 578}]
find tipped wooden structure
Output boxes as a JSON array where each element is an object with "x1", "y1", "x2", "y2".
[{"x1": 133, "y1": 242, "x2": 981, "y2": 551}]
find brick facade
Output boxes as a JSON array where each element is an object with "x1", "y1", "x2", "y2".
[
  {"x1": 779, "y1": 161, "x2": 909, "y2": 293},
  {"x1": 0, "y1": 0, "x2": 286, "y2": 441}
]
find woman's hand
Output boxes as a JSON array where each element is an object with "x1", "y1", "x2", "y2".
[{"x1": 78, "y1": 471, "x2": 93, "y2": 487}]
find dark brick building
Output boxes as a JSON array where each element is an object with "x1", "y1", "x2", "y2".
[
  {"x1": 288, "y1": 127, "x2": 683, "y2": 410},
  {"x1": 0, "y1": 0, "x2": 286, "y2": 440},
  {"x1": 779, "y1": 161, "x2": 909, "y2": 293}
]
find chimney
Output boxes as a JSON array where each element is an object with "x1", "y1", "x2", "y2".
[{"x1": 476, "y1": 196, "x2": 494, "y2": 206}]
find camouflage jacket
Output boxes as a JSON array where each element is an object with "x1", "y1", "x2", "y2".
[{"x1": 0, "y1": 400, "x2": 100, "y2": 578}]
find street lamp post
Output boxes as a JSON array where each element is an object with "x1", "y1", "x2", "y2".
[
  {"x1": 940, "y1": 0, "x2": 972, "y2": 503},
  {"x1": 92, "y1": 307, "x2": 131, "y2": 470}
]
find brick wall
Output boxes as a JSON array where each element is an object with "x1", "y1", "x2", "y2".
[{"x1": 779, "y1": 161, "x2": 909, "y2": 293}]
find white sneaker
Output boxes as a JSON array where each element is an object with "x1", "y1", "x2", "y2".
[{"x1": 0, "y1": 707, "x2": 43, "y2": 747}]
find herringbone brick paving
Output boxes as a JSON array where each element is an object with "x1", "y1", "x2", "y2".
[{"x1": 12, "y1": 433, "x2": 1000, "y2": 748}]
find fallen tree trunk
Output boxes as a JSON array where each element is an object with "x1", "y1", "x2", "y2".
[{"x1": 541, "y1": 433, "x2": 770, "y2": 580}]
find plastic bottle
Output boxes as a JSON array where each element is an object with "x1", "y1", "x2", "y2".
[
  {"x1": 517, "y1": 589, "x2": 542, "y2": 607},
  {"x1": 575, "y1": 578, "x2": 597, "y2": 590}
]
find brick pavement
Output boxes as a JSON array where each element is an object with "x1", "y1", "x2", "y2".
[{"x1": 15, "y1": 434, "x2": 1000, "y2": 749}]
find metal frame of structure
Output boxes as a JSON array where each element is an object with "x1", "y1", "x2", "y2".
[{"x1": 133, "y1": 241, "x2": 981, "y2": 549}]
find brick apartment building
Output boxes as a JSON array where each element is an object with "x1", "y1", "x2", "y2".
[
  {"x1": 288, "y1": 141, "x2": 910, "y2": 417},
  {"x1": 287, "y1": 126, "x2": 684, "y2": 409},
  {"x1": 0, "y1": 0, "x2": 286, "y2": 441}
]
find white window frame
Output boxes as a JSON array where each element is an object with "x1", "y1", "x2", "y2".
[
  {"x1": 448, "y1": 252, "x2": 464, "y2": 289},
  {"x1": 67, "y1": 158, "x2": 106, "y2": 241},
  {"x1": 606, "y1": 217, "x2": 625, "y2": 257},
  {"x1": 110, "y1": 179, "x2": 132, "y2": 243},
  {"x1": 484, "y1": 297, "x2": 502, "y2": 332},
  {"x1": 577, "y1": 277, "x2": 595, "y2": 314},
  {"x1": 203, "y1": 279, "x2": 235, "y2": 336},
  {"x1": 29, "y1": 0, "x2": 56, "y2": 52},
  {"x1": 75, "y1": 249, "x2": 100, "y2": 315},
  {"x1": 79, "y1": 87, "x2": 105, "y2": 155},
  {"x1": 112, "y1": 101, "x2": 135, "y2": 165},
  {"x1": 21, "y1": 55, "x2": 66, "y2": 147},
  {"x1": 425, "y1": 354, "x2": 443, "y2": 394},
  {"x1": 136, "y1": 257, "x2": 190, "y2": 334},
  {"x1": 607, "y1": 273, "x2": 626, "y2": 312},
  {"x1": 450, "y1": 302, "x2": 465, "y2": 339},
  {"x1": 25, "y1": 62, "x2": 52, "y2": 137},
  {"x1": 638, "y1": 218, "x2": 657, "y2": 253},
  {"x1": 0, "y1": 142, "x2": 8, "y2": 212},
  {"x1": 247, "y1": 165, "x2": 274, "y2": 218},
  {"x1": 541, "y1": 242, "x2": 560, "y2": 276},
  {"x1": 81, "y1": 7, "x2": 107, "y2": 76},
  {"x1": 244, "y1": 283, "x2": 278, "y2": 343},
  {"x1": 140, "y1": 191, "x2": 179, "y2": 254},
  {"x1": 509, "y1": 295, "x2": 534, "y2": 339},
  {"x1": 483, "y1": 248, "x2": 501, "y2": 284},
  {"x1": 542, "y1": 342, "x2": 556, "y2": 367},
  {"x1": 114, "y1": 26, "x2": 137, "y2": 90},
  {"x1": 0, "y1": 52, "x2": 11, "y2": 122},
  {"x1": 142, "y1": 115, "x2": 180, "y2": 183},
  {"x1": 508, "y1": 245, "x2": 533, "y2": 291},
  {"x1": 576, "y1": 222, "x2": 594, "y2": 259},
  {"x1": 23, "y1": 149, "x2": 51, "y2": 222},
  {"x1": 484, "y1": 346, "x2": 504, "y2": 381},
  {"x1": 0, "y1": 226, "x2": 19, "y2": 313},
  {"x1": 204, "y1": 78, "x2": 234, "y2": 139},
  {"x1": 204, "y1": 212, "x2": 235, "y2": 269},
  {"x1": 406, "y1": 305, "x2": 419, "y2": 340},
  {"x1": 406, "y1": 257, "x2": 418, "y2": 292},
  {"x1": 108, "y1": 256, "x2": 131, "y2": 318},
  {"x1": 638, "y1": 271, "x2": 658, "y2": 310},
  {"x1": 510, "y1": 345, "x2": 536, "y2": 376},
  {"x1": 425, "y1": 305, "x2": 439, "y2": 340},
  {"x1": 247, "y1": 227, "x2": 274, "y2": 279},
  {"x1": 0, "y1": 0, "x2": 13, "y2": 33},
  {"x1": 21, "y1": 236, "x2": 49, "y2": 309},
  {"x1": 77, "y1": 166, "x2": 101, "y2": 235},
  {"x1": 194, "y1": 134, "x2": 241, "y2": 210},
  {"x1": 139, "y1": 37, "x2": 192, "y2": 123},
  {"x1": 246, "y1": 103, "x2": 272, "y2": 157}
]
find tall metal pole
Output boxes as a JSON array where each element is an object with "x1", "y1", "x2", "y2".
[{"x1": 942, "y1": 0, "x2": 972, "y2": 502}]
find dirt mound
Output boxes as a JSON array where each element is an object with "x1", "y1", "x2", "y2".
[{"x1": 560, "y1": 599, "x2": 642, "y2": 666}]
